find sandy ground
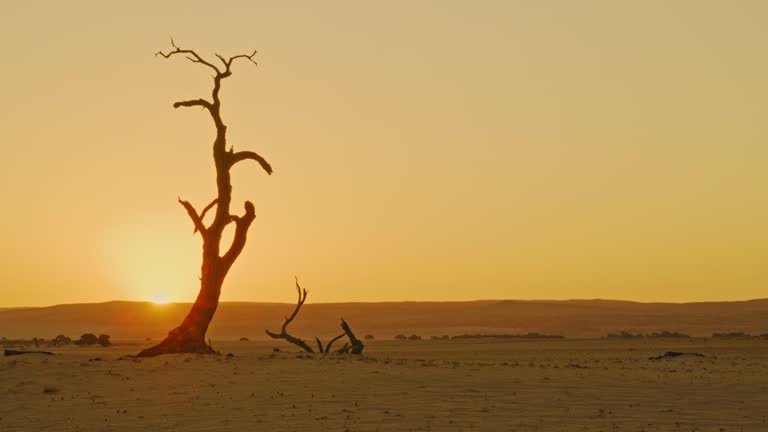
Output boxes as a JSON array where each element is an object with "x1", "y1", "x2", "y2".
[{"x1": 1, "y1": 338, "x2": 767, "y2": 431}]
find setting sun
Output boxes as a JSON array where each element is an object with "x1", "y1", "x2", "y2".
[{"x1": 151, "y1": 292, "x2": 171, "y2": 305}]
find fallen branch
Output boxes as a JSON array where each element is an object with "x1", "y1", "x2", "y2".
[
  {"x1": 340, "y1": 318, "x2": 364, "y2": 354},
  {"x1": 649, "y1": 351, "x2": 705, "y2": 360},
  {"x1": 4, "y1": 349, "x2": 55, "y2": 356},
  {"x1": 324, "y1": 333, "x2": 346, "y2": 353},
  {"x1": 265, "y1": 278, "x2": 365, "y2": 354},
  {"x1": 265, "y1": 277, "x2": 314, "y2": 353}
]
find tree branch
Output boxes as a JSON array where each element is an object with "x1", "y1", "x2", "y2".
[
  {"x1": 199, "y1": 198, "x2": 218, "y2": 222},
  {"x1": 324, "y1": 333, "x2": 346, "y2": 353},
  {"x1": 284, "y1": 277, "x2": 307, "y2": 333},
  {"x1": 173, "y1": 99, "x2": 212, "y2": 110},
  {"x1": 156, "y1": 38, "x2": 221, "y2": 75},
  {"x1": 221, "y1": 201, "x2": 256, "y2": 267},
  {"x1": 340, "y1": 318, "x2": 365, "y2": 354},
  {"x1": 228, "y1": 150, "x2": 273, "y2": 175},
  {"x1": 216, "y1": 49, "x2": 258, "y2": 74},
  {"x1": 178, "y1": 197, "x2": 207, "y2": 235}
]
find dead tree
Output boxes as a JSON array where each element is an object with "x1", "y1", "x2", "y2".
[
  {"x1": 137, "y1": 40, "x2": 272, "y2": 357},
  {"x1": 266, "y1": 278, "x2": 364, "y2": 354}
]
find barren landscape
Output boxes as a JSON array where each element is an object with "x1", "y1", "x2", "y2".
[
  {"x1": 3, "y1": 2, "x2": 767, "y2": 431},
  {"x1": 2, "y1": 338, "x2": 767, "y2": 431},
  {"x1": 2, "y1": 299, "x2": 768, "y2": 340}
]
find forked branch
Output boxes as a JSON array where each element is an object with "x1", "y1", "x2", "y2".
[
  {"x1": 156, "y1": 38, "x2": 221, "y2": 75},
  {"x1": 216, "y1": 50, "x2": 258, "y2": 75},
  {"x1": 156, "y1": 39, "x2": 257, "y2": 79},
  {"x1": 157, "y1": 38, "x2": 258, "y2": 120}
]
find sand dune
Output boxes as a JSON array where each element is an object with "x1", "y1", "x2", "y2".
[{"x1": 1, "y1": 299, "x2": 767, "y2": 340}]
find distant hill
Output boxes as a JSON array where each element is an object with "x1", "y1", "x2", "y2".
[{"x1": 1, "y1": 299, "x2": 767, "y2": 340}]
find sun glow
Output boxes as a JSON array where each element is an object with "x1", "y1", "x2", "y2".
[
  {"x1": 105, "y1": 221, "x2": 200, "y2": 304},
  {"x1": 151, "y1": 291, "x2": 171, "y2": 305}
]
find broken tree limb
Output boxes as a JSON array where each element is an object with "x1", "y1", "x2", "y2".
[
  {"x1": 341, "y1": 318, "x2": 365, "y2": 354},
  {"x1": 173, "y1": 98, "x2": 212, "y2": 110},
  {"x1": 265, "y1": 279, "x2": 366, "y2": 355},
  {"x1": 178, "y1": 197, "x2": 207, "y2": 235},
  {"x1": 4, "y1": 350, "x2": 55, "y2": 356},
  {"x1": 649, "y1": 351, "x2": 705, "y2": 360},
  {"x1": 265, "y1": 277, "x2": 315, "y2": 353}
]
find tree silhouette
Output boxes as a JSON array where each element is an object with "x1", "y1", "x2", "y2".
[
  {"x1": 137, "y1": 40, "x2": 272, "y2": 357},
  {"x1": 265, "y1": 278, "x2": 365, "y2": 354}
]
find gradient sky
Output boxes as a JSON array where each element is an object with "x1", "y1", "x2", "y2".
[{"x1": 0, "y1": 1, "x2": 766, "y2": 306}]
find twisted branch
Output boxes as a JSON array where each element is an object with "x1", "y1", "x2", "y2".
[
  {"x1": 221, "y1": 201, "x2": 256, "y2": 268},
  {"x1": 265, "y1": 277, "x2": 314, "y2": 353}
]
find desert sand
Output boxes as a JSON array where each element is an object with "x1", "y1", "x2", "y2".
[{"x1": 2, "y1": 338, "x2": 767, "y2": 431}]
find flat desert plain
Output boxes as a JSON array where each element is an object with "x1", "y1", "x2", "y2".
[{"x1": 2, "y1": 338, "x2": 767, "y2": 431}]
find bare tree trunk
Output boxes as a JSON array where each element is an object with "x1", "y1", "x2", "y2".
[{"x1": 137, "y1": 40, "x2": 271, "y2": 357}]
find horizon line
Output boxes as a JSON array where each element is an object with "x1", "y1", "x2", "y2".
[{"x1": 3, "y1": 297, "x2": 768, "y2": 310}]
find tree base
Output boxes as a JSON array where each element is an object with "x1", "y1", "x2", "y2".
[{"x1": 136, "y1": 327, "x2": 218, "y2": 357}]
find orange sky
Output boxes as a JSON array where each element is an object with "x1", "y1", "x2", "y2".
[{"x1": 1, "y1": 1, "x2": 766, "y2": 306}]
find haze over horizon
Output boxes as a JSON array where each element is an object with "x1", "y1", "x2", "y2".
[
  {"x1": 1, "y1": 1, "x2": 767, "y2": 307},
  {"x1": 3, "y1": 298, "x2": 768, "y2": 341},
  {"x1": 6, "y1": 296, "x2": 768, "y2": 311}
]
